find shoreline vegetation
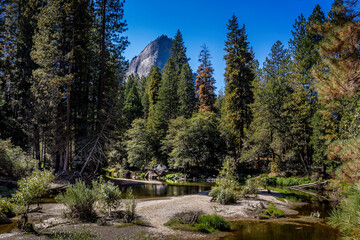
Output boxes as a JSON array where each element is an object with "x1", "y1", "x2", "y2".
[{"x1": 0, "y1": 176, "x2": 333, "y2": 240}]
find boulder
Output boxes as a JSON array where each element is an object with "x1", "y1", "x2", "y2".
[{"x1": 152, "y1": 164, "x2": 168, "y2": 177}]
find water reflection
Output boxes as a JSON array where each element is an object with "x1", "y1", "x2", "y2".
[
  {"x1": 119, "y1": 183, "x2": 212, "y2": 198},
  {"x1": 222, "y1": 221, "x2": 339, "y2": 240}
]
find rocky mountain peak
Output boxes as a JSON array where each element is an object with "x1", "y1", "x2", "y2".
[{"x1": 126, "y1": 35, "x2": 173, "y2": 77}]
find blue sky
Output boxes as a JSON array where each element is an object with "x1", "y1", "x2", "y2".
[{"x1": 123, "y1": 0, "x2": 334, "y2": 92}]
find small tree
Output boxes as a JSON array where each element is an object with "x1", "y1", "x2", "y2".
[
  {"x1": 209, "y1": 157, "x2": 238, "y2": 204},
  {"x1": 13, "y1": 170, "x2": 54, "y2": 229}
]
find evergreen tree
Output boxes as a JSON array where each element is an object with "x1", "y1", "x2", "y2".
[
  {"x1": 195, "y1": 45, "x2": 216, "y2": 112},
  {"x1": 123, "y1": 76, "x2": 143, "y2": 126},
  {"x1": 178, "y1": 63, "x2": 196, "y2": 118},
  {"x1": 242, "y1": 41, "x2": 293, "y2": 174},
  {"x1": 222, "y1": 15, "x2": 254, "y2": 158},
  {"x1": 157, "y1": 58, "x2": 178, "y2": 121},
  {"x1": 312, "y1": 0, "x2": 360, "y2": 182},
  {"x1": 170, "y1": 29, "x2": 189, "y2": 76},
  {"x1": 288, "y1": 5, "x2": 325, "y2": 175}
]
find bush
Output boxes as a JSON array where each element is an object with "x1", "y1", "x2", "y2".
[
  {"x1": 240, "y1": 178, "x2": 259, "y2": 197},
  {"x1": 0, "y1": 196, "x2": 15, "y2": 218},
  {"x1": 195, "y1": 214, "x2": 231, "y2": 233},
  {"x1": 210, "y1": 157, "x2": 238, "y2": 204},
  {"x1": 56, "y1": 180, "x2": 97, "y2": 221},
  {"x1": 93, "y1": 177, "x2": 122, "y2": 217},
  {"x1": 0, "y1": 139, "x2": 37, "y2": 177},
  {"x1": 123, "y1": 189, "x2": 137, "y2": 223},
  {"x1": 209, "y1": 187, "x2": 237, "y2": 205},
  {"x1": 329, "y1": 182, "x2": 360, "y2": 239},
  {"x1": 169, "y1": 211, "x2": 203, "y2": 225},
  {"x1": 13, "y1": 170, "x2": 54, "y2": 229}
]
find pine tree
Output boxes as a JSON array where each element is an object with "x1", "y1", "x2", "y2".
[
  {"x1": 195, "y1": 45, "x2": 216, "y2": 112},
  {"x1": 312, "y1": 0, "x2": 360, "y2": 182},
  {"x1": 178, "y1": 63, "x2": 196, "y2": 118},
  {"x1": 157, "y1": 58, "x2": 178, "y2": 121},
  {"x1": 242, "y1": 41, "x2": 293, "y2": 174},
  {"x1": 222, "y1": 15, "x2": 254, "y2": 158},
  {"x1": 170, "y1": 29, "x2": 189, "y2": 77},
  {"x1": 288, "y1": 5, "x2": 325, "y2": 175},
  {"x1": 123, "y1": 75, "x2": 143, "y2": 126}
]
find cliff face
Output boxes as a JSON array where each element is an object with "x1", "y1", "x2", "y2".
[{"x1": 127, "y1": 35, "x2": 173, "y2": 77}]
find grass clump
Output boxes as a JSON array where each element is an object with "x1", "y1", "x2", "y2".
[
  {"x1": 259, "y1": 202, "x2": 284, "y2": 218},
  {"x1": 329, "y1": 182, "x2": 360, "y2": 240},
  {"x1": 49, "y1": 227, "x2": 99, "y2": 240},
  {"x1": 195, "y1": 214, "x2": 231, "y2": 233},
  {"x1": 164, "y1": 212, "x2": 230, "y2": 234}
]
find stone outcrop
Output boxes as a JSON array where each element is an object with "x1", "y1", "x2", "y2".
[{"x1": 126, "y1": 35, "x2": 173, "y2": 78}]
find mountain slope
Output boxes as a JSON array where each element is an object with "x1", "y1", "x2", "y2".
[{"x1": 127, "y1": 35, "x2": 173, "y2": 77}]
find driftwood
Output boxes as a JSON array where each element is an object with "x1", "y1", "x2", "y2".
[
  {"x1": 288, "y1": 181, "x2": 328, "y2": 190},
  {"x1": 288, "y1": 181, "x2": 329, "y2": 199}
]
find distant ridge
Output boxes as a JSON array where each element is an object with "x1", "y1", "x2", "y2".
[{"x1": 126, "y1": 35, "x2": 173, "y2": 77}]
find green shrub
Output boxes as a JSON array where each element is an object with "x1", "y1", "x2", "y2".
[
  {"x1": 13, "y1": 170, "x2": 54, "y2": 228},
  {"x1": 195, "y1": 214, "x2": 231, "y2": 233},
  {"x1": 240, "y1": 177, "x2": 259, "y2": 197},
  {"x1": 0, "y1": 139, "x2": 37, "y2": 177},
  {"x1": 56, "y1": 180, "x2": 97, "y2": 221},
  {"x1": 93, "y1": 177, "x2": 122, "y2": 217},
  {"x1": 210, "y1": 158, "x2": 238, "y2": 204},
  {"x1": 329, "y1": 182, "x2": 360, "y2": 239},
  {"x1": 123, "y1": 189, "x2": 137, "y2": 223},
  {"x1": 0, "y1": 196, "x2": 15, "y2": 218},
  {"x1": 210, "y1": 187, "x2": 237, "y2": 205},
  {"x1": 261, "y1": 202, "x2": 284, "y2": 218}
]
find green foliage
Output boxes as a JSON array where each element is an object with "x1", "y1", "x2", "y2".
[
  {"x1": 210, "y1": 158, "x2": 238, "y2": 204},
  {"x1": 262, "y1": 202, "x2": 285, "y2": 218},
  {"x1": 123, "y1": 189, "x2": 137, "y2": 223},
  {"x1": 242, "y1": 41, "x2": 292, "y2": 174},
  {"x1": 125, "y1": 119, "x2": 153, "y2": 170},
  {"x1": 49, "y1": 227, "x2": 99, "y2": 240},
  {"x1": 329, "y1": 182, "x2": 360, "y2": 239},
  {"x1": 195, "y1": 214, "x2": 231, "y2": 233},
  {"x1": 256, "y1": 175, "x2": 313, "y2": 187},
  {"x1": 178, "y1": 63, "x2": 196, "y2": 118},
  {"x1": 13, "y1": 170, "x2": 54, "y2": 228},
  {"x1": 240, "y1": 177, "x2": 259, "y2": 197},
  {"x1": 164, "y1": 212, "x2": 230, "y2": 234},
  {"x1": 163, "y1": 112, "x2": 224, "y2": 172},
  {"x1": 56, "y1": 180, "x2": 97, "y2": 221},
  {"x1": 93, "y1": 177, "x2": 122, "y2": 217},
  {"x1": 0, "y1": 196, "x2": 15, "y2": 218},
  {"x1": 222, "y1": 14, "x2": 255, "y2": 156},
  {"x1": 123, "y1": 76, "x2": 143, "y2": 126},
  {"x1": 0, "y1": 139, "x2": 37, "y2": 177}
]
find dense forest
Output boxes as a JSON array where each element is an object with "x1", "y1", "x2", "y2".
[
  {"x1": 2, "y1": 0, "x2": 359, "y2": 182},
  {"x1": 0, "y1": 0, "x2": 360, "y2": 238}
]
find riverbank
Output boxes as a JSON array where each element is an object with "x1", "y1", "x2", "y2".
[{"x1": 0, "y1": 188, "x2": 310, "y2": 240}]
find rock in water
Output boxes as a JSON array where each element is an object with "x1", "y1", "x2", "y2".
[{"x1": 127, "y1": 35, "x2": 173, "y2": 77}]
